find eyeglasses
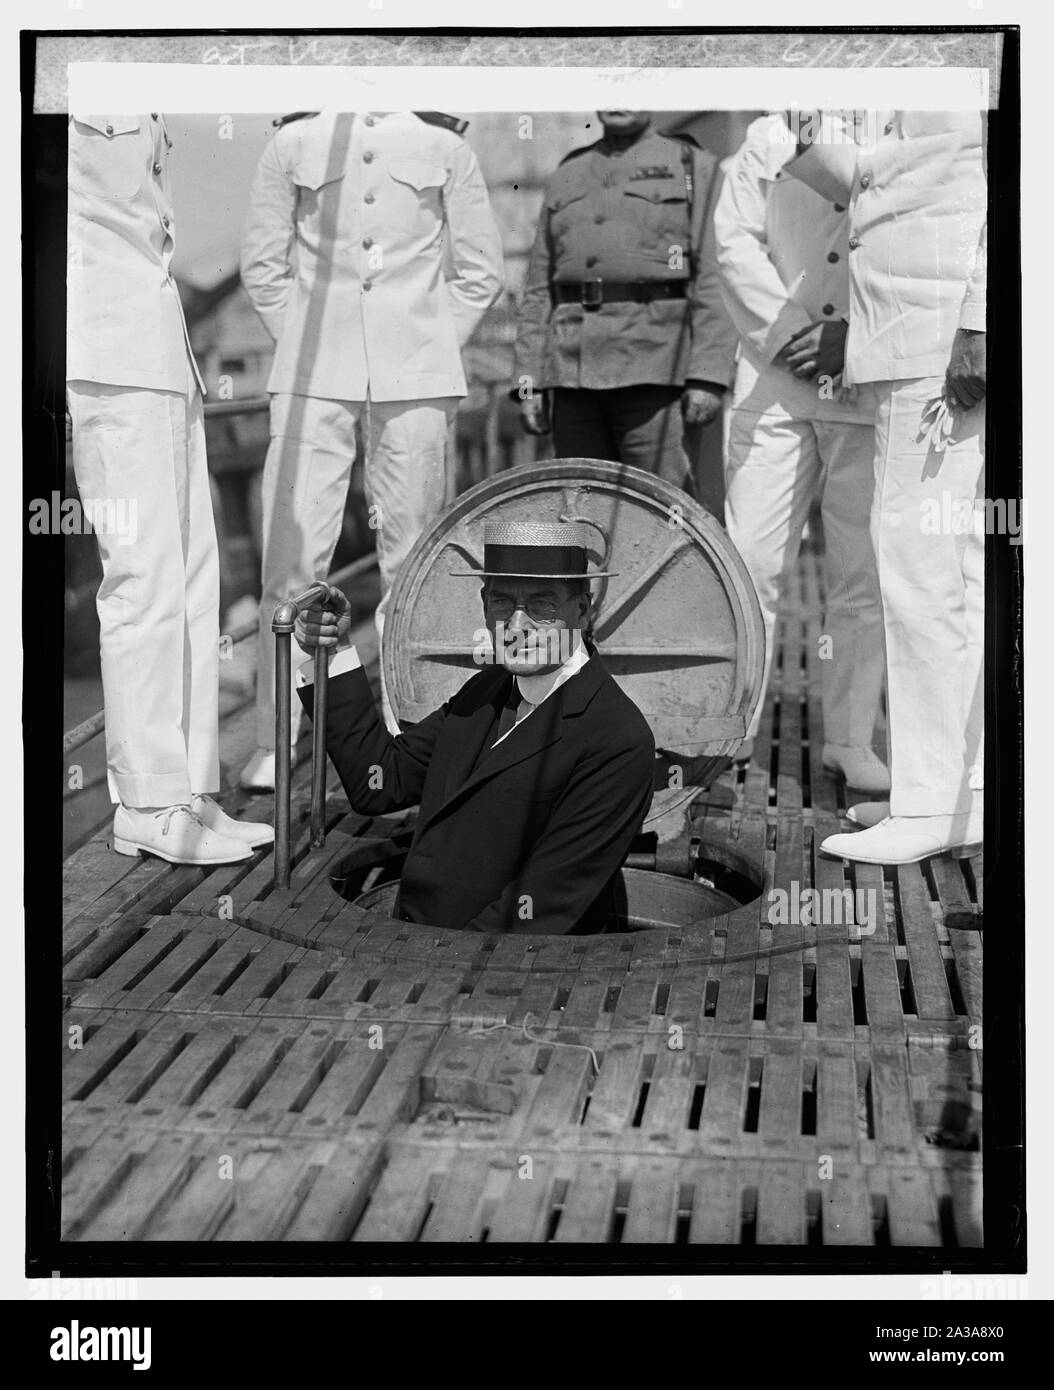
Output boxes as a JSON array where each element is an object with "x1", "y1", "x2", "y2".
[{"x1": 484, "y1": 594, "x2": 565, "y2": 623}]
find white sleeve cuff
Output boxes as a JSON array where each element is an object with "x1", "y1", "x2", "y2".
[{"x1": 295, "y1": 645, "x2": 362, "y2": 687}]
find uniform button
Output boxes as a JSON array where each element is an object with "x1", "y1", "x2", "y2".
[
  {"x1": 822, "y1": 304, "x2": 835, "y2": 316},
  {"x1": 362, "y1": 236, "x2": 373, "y2": 249},
  {"x1": 151, "y1": 113, "x2": 158, "y2": 121},
  {"x1": 364, "y1": 192, "x2": 375, "y2": 204},
  {"x1": 153, "y1": 162, "x2": 163, "y2": 176},
  {"x1": 365, "y1": 116, "x2": 375, "y2": 127},
  {"x1": 834, "y1": 203, "x2": 845, "y2": 212},
  {"x1": 363, "y1": 281, "x2": 372, "y2": 292},
  {"x1": 594, "y1": 214, "x2": 605, "y2": 224},
  {"x1": 105, "y1": 123, "x2": 114, "y2": 136},
  {"x1": 827, "y1": 251, "x2": 839, "y2": 263},
  {"x1": 848, "y1": 236, "x2": 861, "y2": 250},
  {"x1": 859, "y1": 174, "x2": 871, "y2": 189},
  {"x1": 363, "y1": 151, "x2": 374, "y2": 163}
]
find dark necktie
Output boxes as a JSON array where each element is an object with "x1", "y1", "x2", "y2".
[{"x1": 493, "y1": 680, "x2": 523, "y2": 744}]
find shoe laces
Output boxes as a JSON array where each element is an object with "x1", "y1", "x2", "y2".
[{"x1": 155, "y1": 805, "x2": 204, "y2": 836}]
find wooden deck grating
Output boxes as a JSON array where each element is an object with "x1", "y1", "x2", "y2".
[{"x1": 60, "y1": 544, "x2": 983, "y2": 1245}]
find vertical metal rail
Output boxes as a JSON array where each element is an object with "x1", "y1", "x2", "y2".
[
  {"x1": 272, "y1": 582, "x2": 338, "y2": 891},
  {"x1": 310, "y1": 643, "x2": 329, "y2": 848}
]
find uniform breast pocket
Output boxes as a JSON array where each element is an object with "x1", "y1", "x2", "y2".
[
  {"x1": 68, "y1": 116, "x2": 145, "y2": 202},
  {"x1": 546, "y1": 187, "x2": 589, "y2": 246},
  {"x1": 290, "y1": 159, "x2": 347, "y2": 240},
  {"x1": 387, "y1": 160, "x2": 447, "y2": 222},
  {"x1": 621, "y1": 184, "x2": 689, "y2": 250}
]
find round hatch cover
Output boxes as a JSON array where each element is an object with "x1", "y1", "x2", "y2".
[{"x1": 384, "y1": 459, "x2": 765, "y2": 790}]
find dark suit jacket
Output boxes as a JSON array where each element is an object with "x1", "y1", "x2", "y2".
[{"x1": 298, "y1": 652, "x2": 655, "y2": 934}]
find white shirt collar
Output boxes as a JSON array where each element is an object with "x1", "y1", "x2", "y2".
[
  {"x1": 489, "y1": 634, "x2": 591, "y2": 748},
  {"x1": 515, "y1": 632, "x2": 590, "y2": 706}
]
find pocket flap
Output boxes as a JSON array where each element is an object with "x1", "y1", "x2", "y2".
[
  {"x1": 623, "y1": 184, "x2": 687, "y2": 205},
  {"x1": 291, "y1": 154, "x2": 346, "y2": 191},
  {"x1": 71, "y1": 114, "x2": 141, "y2": 137},
  {"x1": 388, "y1": 159, "x2": 447, "y2": 191},
  {"x1": 547, "y1": 187, "x2": 588, "y2": 214}
]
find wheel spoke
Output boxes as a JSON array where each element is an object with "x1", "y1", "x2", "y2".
[
  {"x1": 593, "y1": 532, "x2": 693, "y2": 639},
  {"x1": 408, "y1": 641, "x2": 736, "y2": 661}
]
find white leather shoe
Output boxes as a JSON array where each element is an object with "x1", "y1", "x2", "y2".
[
  {"x1": 845, "y1": 801, "x2": 890, "y2": 829},
  {"x1": 822, "y1": 743, "x2": 891, "y2": 794},
  {"x1": 820, "y1": 812, "x2": 983, "y2": 865},
  {"x1": 239, "y1": 747, "x2": 297, "y2": 793},
  {"x1": 191, "y1": 795, "x2": 275, "y2": 849},
  {"x1": 113, "y1": 805, "x2": 253, "y2": 866}
]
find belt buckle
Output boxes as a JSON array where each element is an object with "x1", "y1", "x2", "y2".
[{"x1": 580, "y1": 277, "x2": 603, "y2": 309}]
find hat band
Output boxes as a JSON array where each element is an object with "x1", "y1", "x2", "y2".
[{"x1": 482, "y1": 543, "x2": 587, "y2": 576}]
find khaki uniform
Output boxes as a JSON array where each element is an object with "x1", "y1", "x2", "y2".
[
  {"x1": 240, "y1": 110, "x2": 504, "y2": 742},
  {"x1": 513, "y1": 128, "x2": 738, "y2": 489},
  {"x1": 67, "y1": 113, "x2": 219, "y2": 808}
]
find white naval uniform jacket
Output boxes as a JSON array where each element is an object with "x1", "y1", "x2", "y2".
[
  {"x1": 714, "y1": 113, "x2": 871, "y2": 424},
  {"x1": 67, "y1": 113, "x2": 204, "y2": 394},
  {"x1": 784, "y1": 111, "x2": 987, "y2": 385},
  {"x1": 240, "y1": 110, "x2": 504, "y2": 402}
]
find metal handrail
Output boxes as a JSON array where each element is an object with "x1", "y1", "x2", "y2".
[
  {"x1": 62, "y1": 551, "x2": 378, "y2": 758},
  {"x1": 272, "y1": 582, "x2": 342, "y2": 890}
]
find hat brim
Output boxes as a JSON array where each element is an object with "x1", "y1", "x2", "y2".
[{"x1": 449, "y1": 568, "x2": 618, "y2": 579}]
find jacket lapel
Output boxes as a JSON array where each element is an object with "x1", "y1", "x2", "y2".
[
  {"x1": 431, "y1": 666, "x2": 509, "y2": 808},
  {"x1": 420, "y1": 654, "x2": 610, "y2": 832}
]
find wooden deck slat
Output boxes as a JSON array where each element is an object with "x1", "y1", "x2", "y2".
[
  {"x1": 582, "y1": 1038, "x2": 645, "y2": 1136},
  {"x1": 756, "y1": 1160, "x2": 806, "y2": 1244},
  {"x1": 881, "y1": 1166, "x2": 943, "y2": 1246},
  {"x1": 551, "y1": 1156, "x2": 618, "y2": 1243},
  {"x1": 639, "y1": 1044, "x2": 695, "y2": 1139},
  {"x1": 757, "y1": 1041, "x2": 804, "y2": 1155},
  {"x1": 419, "y1": 1157, "x2": 492, "y2": 1242},
  {"x1": 685, "y1": 1158, "x2": 742, "y2": 1243},
  {"x1": 765, "y1": 818, "x2": 806, "y2": 1036},
  {"x1": 211, "y1": 1144, "x2": 324, "y2": 1241},
  {"x1": 485, "y1": 1158, "x2": 558, "y2": 1243},
  {"x1": 816, "y1": 1042, "x2": 861, "y2": 1156},
  {"x1": 623, "y1": 1158, "x2": 679, "y2": 1242},
  {"x1": 352, "y1": 1148, "x2": 441, "y2": 1241},
  {"x1": 523, "y1": 1048, "x2": 593, "y2": 1137},
  {"x1": 281, "y1": 1141, "x2": 385, "y2": 1241},
  {"x1": 896, "y1": 863, "x2": 957, "y2": 1020},
  {"x1": 696, "y1": 1040, "x2": 749, "y2": 1153},
  {"x1": 290, "y1": 1033, "x2": 399, "y2": 1133},
  {"x1": 819, "y1": 1168, "x2": 874, "y2": 1246}
]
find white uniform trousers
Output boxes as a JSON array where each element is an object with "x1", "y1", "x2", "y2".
[
  {"x1": 725, "y1": 411, "x2": 885, "y2": 748},
  {"x1": 858, "y1": 377, "x2": 985, "y2": 816},
  {"x1": 255, "y1": 392, "x2": 457, "y2": 747},
  {"x1": 67, "y1": 366, "x2": 221, "y2": 807}
]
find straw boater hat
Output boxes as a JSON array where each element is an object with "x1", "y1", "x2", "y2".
[{"x1": 451, "y1": 520, "x2": 618, "y2": 579}]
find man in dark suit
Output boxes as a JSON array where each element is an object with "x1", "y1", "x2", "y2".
[{"x1": 295, "y1": 521, "x2": 656, "y2": 934}]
